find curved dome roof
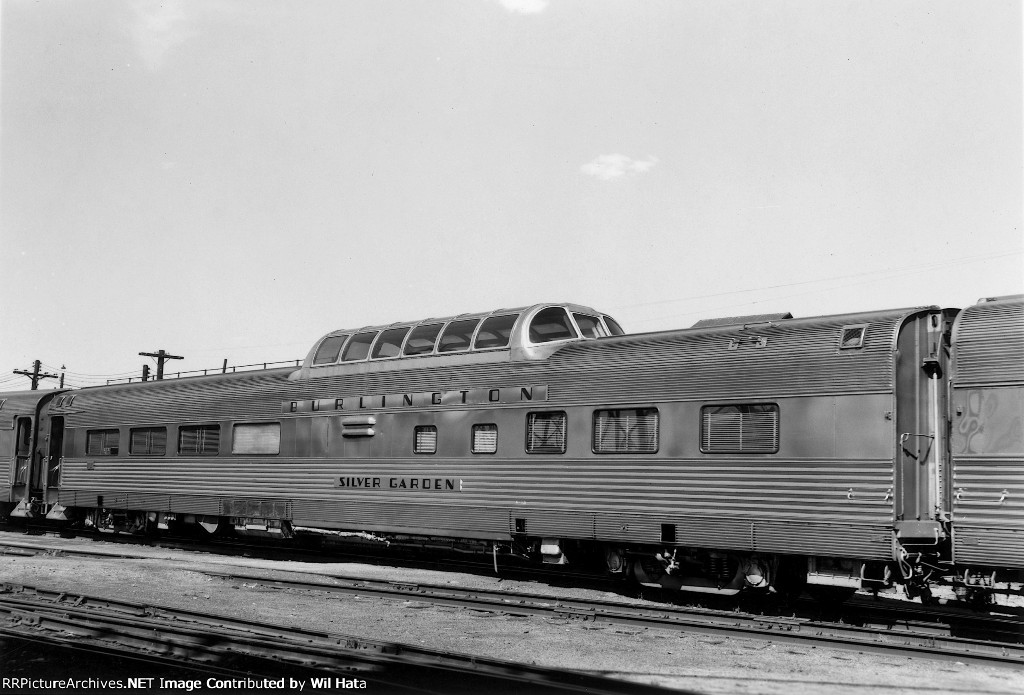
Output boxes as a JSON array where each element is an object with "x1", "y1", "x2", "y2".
[{"x1": 293, "y1": 302, "x2": 624, "y2": 379}]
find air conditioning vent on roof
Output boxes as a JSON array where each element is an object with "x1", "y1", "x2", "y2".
[{"x1": 691, "y1": 313, "x2": 793, "y2": 329}]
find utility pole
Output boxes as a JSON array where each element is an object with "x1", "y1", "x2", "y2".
[
  {"x1": 13, "y1": 360, "x2": 58, "y2": 390},
  {"x1": 139, "y1": 350, "x2": 183, "y2": 380}
]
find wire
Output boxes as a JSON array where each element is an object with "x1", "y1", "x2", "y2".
[
  {"x1": 611, "y1": 249, "x2": 1022, "y2": 316},
  {"x1": 624, "y1": 249, "x2": 1023, "y2": 327},
  {"x1": 38, "y1": 363, "x2": 137, "y2": 378}
]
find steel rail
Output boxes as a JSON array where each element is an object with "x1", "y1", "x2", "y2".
[
  {"x1": 199, "y1": 571, "x2": 1024, "y2": 668},
  {"x1": 7, "y1": 528, "x2": 1022, "y2": 627},
  {"x1": 0, "y1": 630, "x2": 293, "y2": 687},
  {"x1": 2, "y1": 536, "x2": 1021, "y2": 662},
  {"x1": 839, "y1": 593, "x2": 1024, "y2": 643},
  {"x1": 0, "y1": 528, "x2": 612, "y2": 588},
  {"x1": 0, "y1": 584, "x2": 677, "y2": 695}
]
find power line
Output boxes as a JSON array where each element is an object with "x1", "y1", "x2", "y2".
[
  {"x1": 610, "y1": 249, "x2": 1022, "y2": 315},
  {"x1": 631, "y1": 255, "x2": 1022, "y2": 328},
  {"x1": 12, "y1": 360, "x2": 59, "y2": 390},
  {"x1": 37, "y1": 362, "x2": 136, "y2": 378},
  {"x1": 139, "y1": 349, "x2": 183, "y2": 381}
]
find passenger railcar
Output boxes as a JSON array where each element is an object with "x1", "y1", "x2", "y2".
[
  {"x1": 949, "y1": 297, "x2": 1024, "y2": 581},
  {"x1": 2, "y1": 297, "x2": 1021, "y2": 602}
]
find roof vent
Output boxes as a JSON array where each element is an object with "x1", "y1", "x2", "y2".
[{"x1": 691, "y1": 312, "x2": 793, "y2": 329}]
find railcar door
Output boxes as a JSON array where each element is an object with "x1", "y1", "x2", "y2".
[
  {"x1": 2, "y1": 392, "x2": 64, "y2": 515},
  {"x1": 894, "y1": 309, "x2": 955, "y2": 542},
  {"x1": 14, "y1": 416, "x2": 32, "y2": 488},
  {"x1": 30, "y1": 414, "x2": 50, "y2": 492},
  {"x1": 46, "y1": 416, "x2": 64, "y2": 489}
]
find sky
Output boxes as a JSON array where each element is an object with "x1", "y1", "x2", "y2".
[{"x1": 1, "y1": 0, "x2": 1021, "y2": 389}]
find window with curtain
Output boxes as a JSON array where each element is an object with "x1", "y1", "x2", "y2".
[
  {"x1": 593, "y1": 409, "x2": 658, "y2": 453},
  {"x1": 526, "y1": 412, "x2": 567, "y2": 454},
  {"x1": 129, "y1": 427, "x2": 167, "y2": 455},
  {"x1": 471, "y1": 423, "x2": 498, "y2": 454},
  {"x1": 414, "y1": 425, "x2": 437, "y2": 454},
  {"x1": 86, "y1": 429, "x2": 120, "y2": 456},
  {"x1": 179, "y1": 424, "x2": 221, "y2": 456},
  {"x1": 232, "y1": 423, "x2": 281, "y2": 455},
  {"x1": 700, "y1": 404, "x2": 779, "y2": 453}
]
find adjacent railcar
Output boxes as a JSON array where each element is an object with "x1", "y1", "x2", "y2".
[
  {"x1": 0, "y1": 390, "x2": 58, "y2": 503},
  {"x1": 2, "y1": 297, "x2": 1021, "y2": 601},
  {"x1": 949, "y1": 296, "x2": 1024, "y2": 578}
]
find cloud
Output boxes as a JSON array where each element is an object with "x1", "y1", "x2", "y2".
[
  {"x1": 496, "y1": 0, "x2": 549, "y2": 14},
  {"x1": 580, "y1": 154, "x2": 660, "y2": 181},
  {"x1": 127, "y1": 1, "x2": 200, "y2": 70}
]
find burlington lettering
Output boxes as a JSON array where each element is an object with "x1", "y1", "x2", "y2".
[{"x1": 285, "y1": 385, "x2": 547, "y2": 414}]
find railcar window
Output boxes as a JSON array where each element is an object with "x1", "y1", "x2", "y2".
[
  {"x1": 700, "y1": 404, "x2": 779, "y2": 453},
  {"x1": 179, "y1": 425, "x2": 220, "y2": 456},
  {"x1": 129, "y1": 427, "x2": 167, "y2": 456},
  {"x1": 473, "y1": 314, "x2": 518, "y2": 349},
  {"x1": 14, "y1": 417, "x2": 31, "y2": 484},
  {"x1": 438, "y1": 319, "x2": 480, "y2": 353},
  {"x1": 404, "y1": 323, "x2": 444, "y2": 356},
  {"x1": 839, "y1": 325, "x2": 867, "y2": 349},
  {"x1": 413, "y1": 425, "x2": 437, "y2": 454},
  {"x1": 529, "y1": 307, "x2": 578, "y2": 343},
  {"x1": 593, "y1": 409, "x2": 658, "y2": 454},
  {"x1": 86, "y1": 429, "x2": 120, "y2": 456},
  {"x1": 573, "y1": 313, "x2": 608, "y2": 338},
  {"x1": 232, "y1": 423, "x2": 281, "y2": 455},
  {"x1": 372, "y1": 327, "x2": 411, "y2": 359},
  {"x1": 604, "y1": 316, "x2": 625, "y2": 336},
  {"x1": 471, "y1": 423, "x2": 498, "y2": 454},
  {"x1": 313, "y1": 334, "x2": 348, "y2": 365},
  {"x1": 16, "y1": 418, "x2": 31, "y2": 455},
  {"x1": 341, "y1": 331, "x2": 377, "y2": 361},
  {"x1": 526, "y1": 412, "x2": 567, "y2": 454}
]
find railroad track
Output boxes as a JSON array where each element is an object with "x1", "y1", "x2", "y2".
[
  {"x1": 0, "y1": 584, "x2": 676, "y2": 695},
  {"x1": 3, "y1": 534, "x2": 1022, "y2": 667},
  {"x1": 838, "y1": 592, "x2": 1024, "y2": 644},
  {"x1": 0, "y1": 523, "x2": 615, "y2": 592},
  {"x1": 201, "y1": 571, "x2": 1024, "y2": 667}
]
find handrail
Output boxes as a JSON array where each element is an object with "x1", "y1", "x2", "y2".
[{"x1": 105, "y1": 359, "x2": 302, "y2": 385}]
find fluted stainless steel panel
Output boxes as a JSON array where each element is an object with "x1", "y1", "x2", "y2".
[
  {"x1": 57, "y1": 488, "x2": 221, "y2": 515},
  {"x1": 596, "y1": 513, "x2": 753, "y2": 547},
  {"x1": 953, "y1": 527, "x2": 1024, "y2": 566},
  {"x1": 59, "y1": 452, "x2": 894, "y2": 557},
  {"x1": 951, "y1": 297, "x2": 1024, "y2": 569},
  {"x1": 293, "y1": 500, "x2": 508, "y2": 537},
  {"x1": 753, "y1": 520, "x2": 891, "y2": 559},
  {"x1": 50, "y1": 307, "x2": 927, "y2": 563},
  {"x1": 951, "y1": 297, "x2": 1024, "y2": 387},
  {"x1": 57, "y1": 369, "x2": 299, "y2": 428},
  {"x1": 507, "y1": 508, "x2": 596, "y2": 539},
  {"x1": 60, "y1": 309, "x2": 918, "y2": 430}
]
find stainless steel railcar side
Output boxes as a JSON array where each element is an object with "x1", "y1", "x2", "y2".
[
  {"x1": 5, "y1": 299, "x2": 1019, "y2": 599},
  {"x1": 1, "y1": 390, "x2": 64, "y2": 513},
  {"x1": 8, "y1": 302, "x2": 964, "y2": 596},
  {"x1": 949, "y1": 295, "x2": 1024, "y2": 575}
]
